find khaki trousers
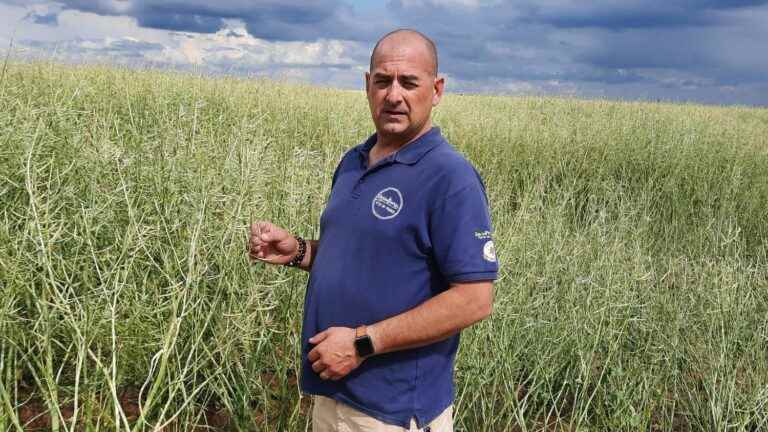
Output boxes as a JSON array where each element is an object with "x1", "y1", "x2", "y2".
[{"x1": 312, "y1": 395, "x2": 453, "y2": 432}]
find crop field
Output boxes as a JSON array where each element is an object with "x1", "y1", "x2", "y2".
[{"x1": 1, "y1": 62, "x2": 767, "y2": 431}]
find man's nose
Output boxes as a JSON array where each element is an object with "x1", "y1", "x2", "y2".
[{"x1": 384, "y1": 82, "x2": 404, "y2": 105}]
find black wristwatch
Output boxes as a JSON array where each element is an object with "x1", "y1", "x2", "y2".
[{"x1": 354, "y1": 325, "x2": 375, "y2": 358}]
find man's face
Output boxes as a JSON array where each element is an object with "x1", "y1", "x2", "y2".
[{"x1": 366, "y1": 39, "x2": 444, "y2": 143}]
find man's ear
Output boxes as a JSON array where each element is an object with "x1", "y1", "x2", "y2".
[
  {"x1": 432, "y1": 76, "x2": 445, "y2": 106},
  {"x1": 365, "y1": 72, "x2": 371, "y2": 93}
]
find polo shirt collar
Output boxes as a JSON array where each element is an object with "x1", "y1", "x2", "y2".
[{"x1": 355, "y1": 127, "x2": 444, "y2": 167}]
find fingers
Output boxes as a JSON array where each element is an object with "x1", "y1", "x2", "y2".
[
  {"x1": 309, "y1": 343, "x2": 333, "y2": 380},
  {"x1": 312, "y1": 360, "x2": 326, "y2": 373},
  {"x1": 248, "y1": 234, "x2": 265, "y2": 261},
  {"x1": 248, "y1": 222, "x2": 272, "y2": 261},
  {"x1": 250, "y1": 221, "x2": 271, "y2": 239},
  {"x1": 309, "y1": 330, "x2": 328, "y2": 345},
  {"x1": 248, "y1": 224, "x2": 260, "y2": 249},
  {"x1": 309, "y1": 347, "x2": 330, "y2": 379},
  {"x1": 247, "y1": 221, "x2": 289, "y2": 259},
  {"x1": 311, "y1": 355, "x2": 335, "y2": 380},
  {"x1": 308, "y1": 347, "x2": 320, "y2": 362},
  {"x1": 258, "y1": 221, "x2": 272, "y2": 242},
  {"x1": 314, "y1": 362, "x2": 337, "y2": 381},
  {"x1": 258, "y1": 221, "x2": 285, "y2": 244},
  {"x1": 259, "y1": 221, "x2": 293, "y2": 245},
  {"x1": 315, "y1": 364, "x2": 345, "y2": 381}
]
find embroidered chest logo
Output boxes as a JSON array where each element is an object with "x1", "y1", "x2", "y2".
[{"x1": 372, "y1": 187, "x2": 403, "y2": 220}]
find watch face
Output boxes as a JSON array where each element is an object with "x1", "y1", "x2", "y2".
[{"x1": 355, "y1": 336, "x2": 375, "y2": 357}]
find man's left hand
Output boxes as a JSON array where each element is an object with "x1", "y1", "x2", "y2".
[{"x1": 308, "y1": 327, "x2": 364, "y2": 381}]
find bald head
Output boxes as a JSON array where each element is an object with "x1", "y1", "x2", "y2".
[{"x1": 369, "y1": 29, "x2": 438, "y2": 77}]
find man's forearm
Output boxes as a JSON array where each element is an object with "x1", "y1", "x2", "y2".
[{"x1": 367, "y1": 280, "x2": 493, "y2": 355}]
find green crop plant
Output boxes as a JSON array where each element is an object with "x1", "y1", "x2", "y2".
[{"x1": 0, "y1": 61, "x2": 766, "y2": 431}]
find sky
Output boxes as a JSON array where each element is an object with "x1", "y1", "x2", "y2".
[{"x1": 1, "y1": 0, "x2": 767, "y2": 106}]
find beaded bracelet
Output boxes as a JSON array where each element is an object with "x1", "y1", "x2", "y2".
[{"x1": 286, "y1": 236, "x2": 306, "y2": 267}]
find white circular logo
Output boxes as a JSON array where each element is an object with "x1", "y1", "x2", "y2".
[
  {"x1": 483, "y1": 241, "x2": 496, "y2": 262},
  {"x1": 372, "y1": 187, "x2": 403, "y2": 220}
]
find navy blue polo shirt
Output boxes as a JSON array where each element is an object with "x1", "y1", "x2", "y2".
[{"x1": 300, "y1": 127, "x2": 498, "y2": 428}]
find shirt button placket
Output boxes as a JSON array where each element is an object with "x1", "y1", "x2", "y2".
[{"x1": 351, "y1": 175, "x2": 365, "y2": 199}]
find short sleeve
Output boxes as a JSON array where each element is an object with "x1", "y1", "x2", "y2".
[
  {"x1": 328, "y1": 150, "x2": 352, "y2": 193},
  {"x1": 429, "y1": 178, "x2": 499, "y2": 283}
]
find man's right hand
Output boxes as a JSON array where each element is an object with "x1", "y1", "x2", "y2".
[{"x1": 248, "y1": 221, "x2": 299, "y2": 265}]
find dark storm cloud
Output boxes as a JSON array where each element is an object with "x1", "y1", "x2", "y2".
[
  {"x1": 576, "y1": 25, "x2": 768, "y2": 86},
  {"x1": 0, "y1": 0, "x2": 45, "y2": 5},
  {"x1": 57, "y1": 0, "x2": 128, "y2": 15},
  {"x1": 523, "y1": 0, "x2": 768, "y2": 29},
  {"x1": 135, "y1": 10, "x2": 224, "y2": 33},
  {"x1": 23, "y1": 10, "x2": 58, "y2": 26},
  {"x1": 7, "y1": 0, "x2": 384, "y2": 41},
  {"x1": 383, "y1": 0, "x2": 768, "y2": 104},
  {"x1": 241, "y1": 4, "x2": 374, "y2": 42},
  {"x1": 126, "y1": 2, "x2": 334, "y2": 36},
  {"x1": 535, "y1": 8, "x2": 719, "y2": 29}
]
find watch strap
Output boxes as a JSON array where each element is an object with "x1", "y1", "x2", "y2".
[
  {"x1": 355, "y1": 325, "x2": 367, "y2": 339},
  {"x1": 354, "y1": 325, "x2": 375, "y2": 357}
]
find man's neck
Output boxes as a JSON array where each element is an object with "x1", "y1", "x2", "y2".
[{"x1": 370, "y1": 121, "x2": 433, "y2": 167}]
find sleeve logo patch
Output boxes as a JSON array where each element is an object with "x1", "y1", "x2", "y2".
[
  {"x1": 483, "y1": 240, "x2": 497, "y2": 262},
  {"x1": 372, "y1": 187, "x2": 403, "y2": 220}
]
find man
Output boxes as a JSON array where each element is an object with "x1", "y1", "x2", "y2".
[{"x1": 248, "y1": 29, "x2": 498, "y2": 431}]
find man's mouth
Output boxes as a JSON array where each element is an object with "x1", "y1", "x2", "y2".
[{"x1": 384, "y1": 110, "x2": 407, "y2": 116}]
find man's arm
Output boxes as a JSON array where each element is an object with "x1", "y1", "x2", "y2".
[
  {"x1": 368, "y1": 279, "x2": 493, "y2": 353},
  {"x1": 307, "y1": 280, "x2": 493, "y2": 381}
]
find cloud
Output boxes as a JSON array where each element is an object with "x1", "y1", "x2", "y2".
[
  {"x1": 21, "y1": 2, "x2": 61, "y2": 26},
  {"x1": 24, "y1": 11, "x2": 58, "y2": 25},
  {"x1": 57, "y1": 0, "x2": 131, "y2": 16},
  {"x1": 384, "y1": 0, "x2": 768, "y2": 104},
  {"x1": 13, "y1": 19, "x2": 368, "y2": 88},
  {"x1": 1, "y1": 0, "x2": 767, "y2": 105},
  {"x1": 23, "y1": 36, "x2": 164, "y2": 61},
  {"x1": 24, "y1": 11, "x2": 58, "y2": 26},
  {"x1": 574, "y1": 16, "x2": 768, "y2": 86},
  {"x1": 18, "y1": 0, "x2": 387, "y2": 42},
  {"x1": 157, "y1": 25, "x2": 367, "y2": 70},
  {"x1": 513, "y1": 0, "x2": 768, "y2": 29}
]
